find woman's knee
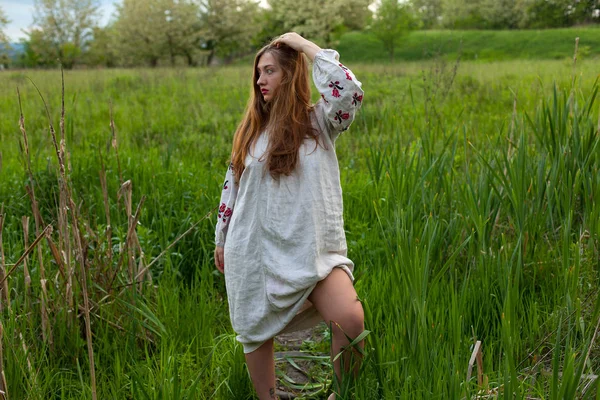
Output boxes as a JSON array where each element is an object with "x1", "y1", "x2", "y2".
[{"x1": 331, "y1": 302, "x2": 364, "y2": 338}]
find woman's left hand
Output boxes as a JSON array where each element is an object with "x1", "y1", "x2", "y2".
[
  {"x1": 275, "y1": 32, "x2": 307, "y2": 51},
  {"x1": 276, "y1": 32, "x2": 322, "y2": 61}
]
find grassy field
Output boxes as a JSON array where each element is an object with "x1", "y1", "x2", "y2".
[
  {"x1": 338, "y1": 26, "x2": 600, "y2": 62},
  {"x1": 1, "y1": 31, "x2": 600, "y2": 398}
]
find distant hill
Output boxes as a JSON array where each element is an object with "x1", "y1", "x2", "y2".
[
  {"x1": 0, "y1": 43, "x2": 25, "y2": 60},
  {"x1": 337, "y1": 26, "x2": 600, "y2": 63}
]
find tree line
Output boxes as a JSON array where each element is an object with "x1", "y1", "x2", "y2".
[{"x1": 0, "y1": 0, "x2": 598, "y2": 69}]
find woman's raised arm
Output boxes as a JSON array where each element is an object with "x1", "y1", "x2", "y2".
[{"x1": 275, "y1": 32, "x2": 364, "y2": 138}]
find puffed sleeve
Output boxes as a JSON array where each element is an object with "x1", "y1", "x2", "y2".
[
  {"x1": 312, "y1": 49, "x2": 364, "y2": 140},
  {"x1": 215, "y1": 162, "x2": 238, "y2": 247}
]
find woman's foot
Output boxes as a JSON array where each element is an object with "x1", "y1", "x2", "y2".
[{"x1": 328, "y1": 393, "x2": 335, "y2": 400}]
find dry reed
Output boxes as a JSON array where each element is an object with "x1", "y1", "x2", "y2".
[
  {"x1": 4, "y1": 63, "x2": 219, "y2": 399},
  {"x1": 19, "y1": 90, "x2": 52, "y2": 344},
  {"x1": 0, "y1": 206, "x2": 8, "y2": 314},
  {"x1": 0, "y1": 320, "x2": 6, "y2": 400}
]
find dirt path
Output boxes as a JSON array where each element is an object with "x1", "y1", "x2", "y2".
[{"x1": 274, "y1": 324, "x2": 332, "y2": 399}]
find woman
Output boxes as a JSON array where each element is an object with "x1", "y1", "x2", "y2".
[{"x1": 214, "y1": 32, "x2": 365, "y2": 399}]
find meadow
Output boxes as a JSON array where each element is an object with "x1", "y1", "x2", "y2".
[
  {"x1": 0, "y1": 31, "x2": 600, "y2": 399},
  {"x1": 338, "y1": 26, "x2": 600, "y2": 62}
]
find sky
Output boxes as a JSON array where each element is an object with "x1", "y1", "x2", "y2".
[
  {"x1": 2, "y1": 0, "x2": 117, "y2": 42},
  {"x1": 2, "y1": 0, "x2": 271, "y2": 43}
]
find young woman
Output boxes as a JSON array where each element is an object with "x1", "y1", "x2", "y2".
[{"x1": 214, "y1": 32, "x2": 365, "y2": 399}]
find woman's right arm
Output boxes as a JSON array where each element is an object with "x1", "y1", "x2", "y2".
[{"x1": 214, "y1": 162, "x2": 238, "y2": 272}]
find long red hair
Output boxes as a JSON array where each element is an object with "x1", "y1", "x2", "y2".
[{"x1": 230, "y1": 39, "x2": 320, "y2": 180}]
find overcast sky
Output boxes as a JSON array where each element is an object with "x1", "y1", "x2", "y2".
[{"x1": 3, "y1": 0, "x2": 117, "y2": 42}]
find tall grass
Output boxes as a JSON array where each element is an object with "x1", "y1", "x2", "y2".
[
  {"x1": 0, "y1": 54, "x2": 599, "y2": 398},
  {"x1": 350, "y1": 65, "x2": 600, "y2": 397}
]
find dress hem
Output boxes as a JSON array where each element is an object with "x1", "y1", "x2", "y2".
[{"x1": 240, "y1": 263, "x2": 354, "y2": 354}]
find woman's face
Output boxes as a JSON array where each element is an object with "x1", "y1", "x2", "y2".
[{"x1": 256, "y1": 52, "x2": 283, "y2": 102}]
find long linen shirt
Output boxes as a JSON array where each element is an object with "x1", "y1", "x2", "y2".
[{"x1": 215, "y1": 49, "x2": 364, "y2": 353}]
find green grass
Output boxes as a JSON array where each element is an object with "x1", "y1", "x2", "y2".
[
  {"x1": 338, "y1": 26, "x2": 600, "y2": 62},
  {"x1": 0, "y1": 53, "x2": 599, "y2": 398}
]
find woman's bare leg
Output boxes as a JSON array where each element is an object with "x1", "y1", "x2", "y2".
[
  {"x1": 308, "y1": 268, "x2": 365, "y2": 388},
  {"x1": 245, "y1": 338, "x2": 277, "y2": 399}
]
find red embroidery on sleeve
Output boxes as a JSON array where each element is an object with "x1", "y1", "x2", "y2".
[
  {"x1": 329, "y1": 81, "x2": 343, "y2": 98},
  {"x1": 339, "y1": 63, "x2": 352, "y2": 80},
  {"x1": 223, "y1": 207, "x2": 233, "y2": 223},
  {"x1": 335, "y1": 110, "x2": 350, "y2": 124}
]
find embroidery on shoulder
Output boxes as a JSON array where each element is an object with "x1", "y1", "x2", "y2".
[
  {"x1": 339, "y1": 63, "x2": 352, "y2": 80},
  {"x1": 352, "y1": 92, "x2": 363, "y2": 106}
]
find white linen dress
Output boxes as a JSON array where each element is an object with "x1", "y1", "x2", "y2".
[{"x1": 215, "y1": 49, "x2": 364, "y2": 353}]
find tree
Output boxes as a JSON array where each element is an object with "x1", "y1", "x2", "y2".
[
  {"x1": 267, "y1": 0, "x2": 346, "y2": 47},
  {"x1": 439, "y1": 0, "x2": 484, "y2": 28},
  {"x1": 479, "y1": 0, "x2": 519, "y2": 28},
  {"x1": 31, "y1": 0, "x2": 101, "y2": 68},
  {"x1": 18, "y1": 28, "x2": 58, "y2": 67},
  {"x1": 0, "y1": 6, "x2": 9, "y2": 45},
  {"x1": 340, "y1": 0, "x2": 374, "y2": 31},
  {"x1": 112, "y1": 0, "x2": 260, "y2": 67},
  {"x1": 84, "y1": 26, "x2": 118, "y2": 67},
  {"x1": 0, "y1": 6, "x2": 11, "y2": 66},
  {"x1": 522, "y1": 0, "x2": 580, "y2": 28},
  {"x1": 412, "y1": 0, "x2": 443, "y2": 28},
  {"x1": 113, "y1": 0, "x2": 167, "y2": 67},
  {"x1": 200, "y1": 0, "x2": 261, "y2": 64},
  {"x1": 168, "y1": 0, "x2": 206, "y2": 66},
  {"x1": 572, "y1": 0, "x2": 600, "y2": 24},
  {"x1": 253, "y1": 6, "x2": 286, "y2": 48},
  {"x1": 261, "y1": 0, "x2": 371, "y2": 47},
  {"x1": 113, "y1": 0, "x2": 208, "y2": 67},
  {"x1": 371, "y1": 0, "x2": 418, "y2": 62}
]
